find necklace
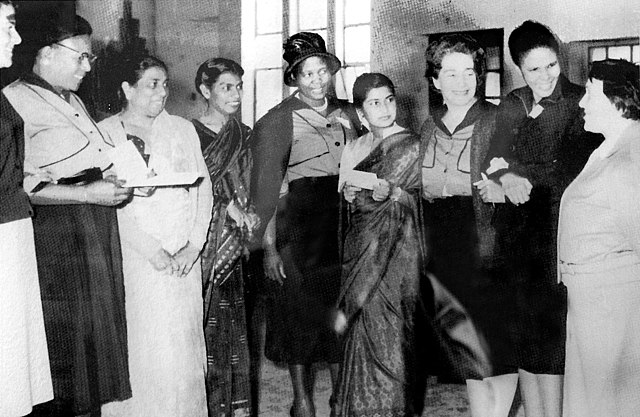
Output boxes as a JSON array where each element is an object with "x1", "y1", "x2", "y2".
[{"x1": 311, "y1": 98, "x2": 328, "y2": 113}]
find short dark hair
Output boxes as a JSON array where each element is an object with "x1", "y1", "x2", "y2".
[
  {"x1": 352, "y1": 73, "x2": 395, "y2": 109},
  {"x1": 508, "y1": 20, "x2": 559, "y2": 67},
  {"x1": 40, "y1": 14, "x2": 92, "y2": 48},
  {"x1": 0, "y1": 1, "x2": 14, "y2": 7},
  {"x1": 117, "y1": 54, "x2": 168, "y2": 105},
  {"x1": 425, "y1": 33, "x2": 485, "y2": 80},
  {"x1": 194, "y1": 58, "x2": 244, "y2": 96},
  {"x1": 589, "y1": 59, "x2": 640, "y2": 121}
]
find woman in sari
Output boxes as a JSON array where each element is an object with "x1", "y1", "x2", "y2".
[
  {"x1": 192, "y1": 57, "x2": 258, "y2": 417},
  {"x1": 99, "y1": 54, "x2": 212, "y2": 417},
  {"x1": 334, "y1": 73, "x2": 423, "y2": 417}
]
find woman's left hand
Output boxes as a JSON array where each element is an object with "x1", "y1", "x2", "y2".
[
  {"x1": 173, "y1": 241, "x2": 200, "y2": 277},
  {"x1": 372, "y1": 179, "x2": 391, "y2": 201}
]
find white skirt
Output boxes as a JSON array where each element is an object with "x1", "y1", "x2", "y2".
[
  {"x1": 0, "y1": 218, "x2": 53, "y2": 416},
  {"x1": 562, "y1": 266, "x2": 640, "y2": 417}
]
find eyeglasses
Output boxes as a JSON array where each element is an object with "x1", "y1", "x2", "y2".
[{"x1": 55, "y1": 42, "x2": 98, "y2": 65}]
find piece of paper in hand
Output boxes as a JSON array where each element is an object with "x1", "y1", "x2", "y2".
[
  {"x1": 107, "y1": 141, "x2": 200, "y2": 187},
  {"x1": 486, "y1": 157, "x2": 509, "y2": 175},
  {"x1": 338, "y1": 169, "x2": 379, "y2": 191},
  {"x1": 107, "y1": 140, "x2": 150, "y2": 182}
]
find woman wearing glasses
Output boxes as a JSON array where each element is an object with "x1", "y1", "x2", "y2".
[{"x1": 3, "y1": 15, "x2": 133, "y2": 416}]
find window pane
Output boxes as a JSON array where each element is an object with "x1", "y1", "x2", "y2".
[
  {"x1": 345, "y1": 0, "x2": 371, "y2": 25},
  {"x1": 298, "y1": 0, "x2": 327, "y2": 30},
  {"x1": 255, "y1": 69, "x2": 284, "y2": 120},
  {"x1": 608, "y1": 46, "x2": 631, "y2": 61},
  {"x1": 334, "y1": 64, "x2": 370, "y2": 101},
  {"x1": 485, "y1": 72, "x2": 501, "y2": 98},
  {"x1": 344, "y1": 25, "x2": 370, "y2": 63},
  {"x1": 634, "y1": 45, "x2": 640, "y2": 64},
  {"x1": 255, "y1": 34, "x2": 284, "y2": 68},
  {"x1": 590, "y1": 47, "x2": 606, "y2": 62},
  {"x1": 256, "y1": 0, "x2": 282, "y2": 34},
  {"x1": 485, "y1": 46, "x2": 501, "y2": 71}
]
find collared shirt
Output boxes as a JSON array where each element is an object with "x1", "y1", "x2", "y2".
[
  {"x1": 3, "y1": 73, "x2": 112, "y2": 183},
  {"x1": 280, "y1": 97, "x2": 353, "y2": 195},
  {"x1": 422, "y1": 101, "x2": 485, "y2": 199}
]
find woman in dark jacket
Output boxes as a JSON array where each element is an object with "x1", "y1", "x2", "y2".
[
  {"x1": 479, "y1": 20, "x2": 602, "y2": 417},
  {"x1": 249, "y1": 32, "x2": 361, "y2": 417}
]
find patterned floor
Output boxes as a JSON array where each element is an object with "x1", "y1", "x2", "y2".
[{"x1": 257, "y1": 360, "x2": 524, "y2": 416}]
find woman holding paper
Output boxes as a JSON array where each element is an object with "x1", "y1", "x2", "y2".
[
  {"x1": 192, "y1": 57, "x2": 257, "y2": 417},
  {"x1": 478, "y1": 21, "x2": 601, "y2": 417},
  {"x1": 335, "y1": 73, "x2": 423, "y2": 416},
  {"x1": 99, "y1": 54, "x2": 212, "y2": 417}
]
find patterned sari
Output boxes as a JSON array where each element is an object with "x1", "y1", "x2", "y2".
[
  {"x1": 335, "y1": 129, "x2": 424, "y2": 417},
  {"x1": 193, "y1": 118, "x2": 253, "y2": 417}
]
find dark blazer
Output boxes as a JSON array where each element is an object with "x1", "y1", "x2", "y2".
[
  {"x1": 419, "y1": 99, "x2": 498, "y2": 264},
  {"x1": 0, "y1": 92, "x2": 32, "y2": 224}
]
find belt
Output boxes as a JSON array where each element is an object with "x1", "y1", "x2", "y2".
[{"x1": 559, "y1": 256, "x2": 640, "y2": 275}]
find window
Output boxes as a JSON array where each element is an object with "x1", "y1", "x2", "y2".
[
  {"x1": 241, "y1": 0, "x2": 371, "y2": 124},
  {"x1": 588, "y1": 38, "x2": 640, "y2": 64},
  {"x1": 564, "y1": 37, "x2": 639, "y2": 87},
  {"x1": 425, "y1": 29, "x2": 504, "y2": 108}
]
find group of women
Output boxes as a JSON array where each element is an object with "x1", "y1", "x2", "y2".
[
  {"x1": 3, "y1": 4, "x2": 639, "y2": 417},
  {"x1": 247, "y1": 20, "x2": 639, "y2": 417}
]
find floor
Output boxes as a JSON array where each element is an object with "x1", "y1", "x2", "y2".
[{"x1": 257, "y1": 360, "x2": 525, "y2": 416}]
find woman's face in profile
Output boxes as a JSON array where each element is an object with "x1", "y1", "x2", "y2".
[
  {"x1": 433, "y1": 52, "x2": 477, "y2": 109},
  {"x1": 579, "y1": 78, "x2": 620, "y2": 134},
  {"x1": 519, "y1": 47, "x2": 561, "y2": 102},
  {"x1": 204, "y1": 72, "x2": 243, "y2": 118},
  {"x1": 124, "y1": 66, "x2": 168, "y2": 118}
]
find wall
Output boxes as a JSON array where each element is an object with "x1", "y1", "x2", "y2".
[
  {"x1": 78, "y1": 0, "x2": 242, "y2": 120},
  {"x1": 373, "y1": 0, "x2": 640, "y2": 130}
]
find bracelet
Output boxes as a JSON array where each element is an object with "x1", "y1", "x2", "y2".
[
  {"x1": 390, "y1": 186, "x2": 402, "y2": 202},
  {"x1": 82, "y1": 187, "x2": 89, "y2": 203}
]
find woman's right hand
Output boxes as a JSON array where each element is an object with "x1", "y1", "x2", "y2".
[
  {"x1": 263, "y1": 246, "x2": 286, "y2": 285},
  {"x1": 149, "y1": 248, "x2": 178, "y2": 273},
  {"x1": 499, "y1": 172, "x2": 532, "y2": 205},
  {"x1": 343, "y1": 183, "x2": 362, "y2": 203},
  {"x1": 83, "y1": 177, "x2": 133, "y2": 206}
]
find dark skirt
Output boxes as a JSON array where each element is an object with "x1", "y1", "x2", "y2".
[
  {"x1": 265, "y1": 175, "x2": 343, "y2": 364},
  {"x1": 32, "y1": 204, "x2": 131, "y2": 414},
  {"x1": 491, "y1": 199, "x2": 567, "y2": 375},
  {"x1": 423, "y1": 196, "x2": 516, "y2": 376}
]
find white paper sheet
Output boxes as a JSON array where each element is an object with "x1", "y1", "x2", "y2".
[
  {"x1": 338, "y1": 169, "x2": 379, "y2": 192},
  {"x1": 107, "y1": 141, "x2": 200, "y2": 187},
  {"x1": 123, "y1": 172, "x2": 201, "y2": 187}
]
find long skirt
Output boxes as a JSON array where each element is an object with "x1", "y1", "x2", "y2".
[
  {"x1": 562, "y1": 264, "x2": 640, "y2": 417},
  {"x1": 0, "y1": 218, "x2": 53, "y2": 416},
  {"x1": 32, "y1": 204, "x2": 131, "y2": 415},
  {"x1": 204, "y1": 263, "x2": 252, "y2": 417},
  {"x1": 265, "y1": 176, "x2": 343, "y2": 364}
]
